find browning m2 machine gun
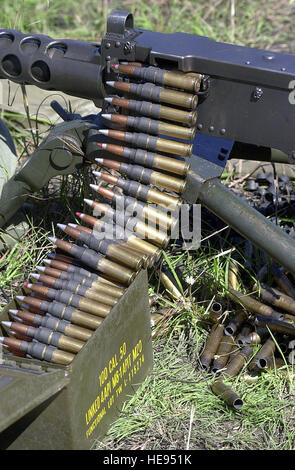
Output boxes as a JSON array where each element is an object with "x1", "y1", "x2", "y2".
[
  {"x1": 1, "y1": 9, "x2": 295, "y2": 271},
  {"x1": 1, "y1": 10, "x2": 295, "y2": 450}
]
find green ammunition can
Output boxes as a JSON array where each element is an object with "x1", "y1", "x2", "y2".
[{"x1": 0, "y1": 270, "x2": 153, "y2": 449}]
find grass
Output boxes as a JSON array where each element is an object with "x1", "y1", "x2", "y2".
[{"x1": 1, "y1": 0, "x2": 295, "y2": 452}]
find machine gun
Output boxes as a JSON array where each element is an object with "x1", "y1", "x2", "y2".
[{"x1": 0, "y1": 9, "x2": 295, "y2": 270}]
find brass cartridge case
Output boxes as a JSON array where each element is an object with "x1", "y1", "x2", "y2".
[
  {"x1": 107, "y1": 97, "x2": 198, "y2": 126},
  {"x1": 50, "y1": 349, "x2": 75, "y2": 366},
  {"x1": 145, "y1": 187, "x2": 181, "y2": 209},
  {"x1": 225, "y1": 310, "x2": 248, "y2": 336},
  {"x1": 236, "y1": 324, "x2": 252, "y2": 346},
  {"x1": 211, "y1": 380, "x2": 243, "y2": 409},
  {"x1": 158, "y1": 270, "x2": 183, "y2": 300},
  {"x1": 248, "y1": 338, "x2": 276, "y2": 372},
  {"x1": 222, "y1": 346, "x2": 253, "y2": 378},
  {"x1": 212, "y1": 334, "x2": 236, "y2": 373},
  {"x1": 200, "y1": 324, "x2": 224, "y2": 371},
  {"x1": 97, "y1": 257, "x2": 136, "y2": 285},
  {"x1": 228, "y1": 288, "x2": 284, "y2": 320},
  {"x1": 259, "y1": 285, "x2": 295, "y2": 316},
  {"x1": 132, "y1": 219, "x2": 169, "y2": 248},
  {"x1": 209, "y1": 302, "x2": 223, "y2": 323},
  {"x1": 228, "y1": 261, "x2": 239, "y2": 290},
  {"x1": 54, "y1": 334, "x2": 84, "y2": 354},
  {"x1": 240, "y1": 328, "x2": 269, "y2": 345}
]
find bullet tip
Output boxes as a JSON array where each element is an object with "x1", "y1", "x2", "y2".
[
  {"x1": 48, "y1": 236, "x2": 57, "y2": 244},
  {"x1": 98, "y1": 129, "x2": 109, "y2": 136},
  {"x1": 2, "y1": 321, "x2": 12, "y2": 327},
  {"x1": 43, "y1": 259, "x2": 51, "y2": 265},
  {"x1": 68, "y1": 223, "x2": 78, "y2": 228},
  {"x1": 101, "y1": 114, "x2": 111, "y2": 120},
  {"x1": 30, "y1": 273, "x2": 40, "y2": 280},
  {"x1": 9, "y1": 309, "x2": 19, "y2": 315},
  {"x1": 0, "y1": 337, "x2": 4, "y2": 342},
  {"x1": 84, "y1": 199, "x2": 94, "y2": 206},
  {"x1": 36, "y1": 266, "x2": 46, "y2": 272},
  {"x1": 16, "y1": 296, "x2": 25, "y2": 301},
  {"x1": 111, "y1": 64, "x2": 119, "y2": 69},
  {"x1": 47, "y1": 253, "x2": 56, "y2": 259},
  {"x1": 90, "y1": 184, "x2": 100, "y2": 192},
  {"x1": 106, "y1": 81, "x2": 115, "y2": 87},
  {"x1": 57, "y1": 223, "x2": 67, "y2": 231},
  {"x1": 95, "y1": 158, "x2": 104, "y2": 165},
  {"x1": 24, "y1": 283, "x2": 32, "y2": 288},
  {"x1": 104, "y1": 97, "x2": 113, "y2": 103},
  {"x1": 97, "y1": 143, "x2": 107, "y2": 149}
]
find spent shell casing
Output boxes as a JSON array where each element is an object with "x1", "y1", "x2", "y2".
[
  {"x1": 200, "y1": 324, "x2": 224, "y2": 371},
  {"x1": 113, "y1": 64, "x2": 202, "y2": 93},
  {"x1": 228, "y1": 260, "x2": 239, "y2": 290},
  {"x1": 49, "y1": 237, "x2": 136, "y2": 285},
  {"x1": 211, "y1": 334, "x2": 236, "y2": 373},
  {"x1": 254, "y1": 315, "x2": 295, "y2": 337},
  {"x1": 228, "y1": 288, "x2": 284, "y2": 320},
  {"x1": 211, "y1": 380, "x2": 243, "y2": 409},
  {"x1": 105, "y1": 96, "x2": 197, "y2": 126},
  {"x1": 158, "y1": 270, "x2": 183, "y2": 300},
  {"x1": 236, "y1": 324, "x2": 252, "y2": 347},
  {"x1": 259, "y1": 284, "x2": 295, "y2": 315},
  {"x1": 209, "y1": 302, "x2": 223, "y2": 323},
  {"x1": 248, "y1": 338, "x2": 276, "y2": 372},
  {"x1": 225, "y1": 310, "x2": 248, "y2": 336},
  {"x1": 107, "y1": 80, "x2": 198, "y2": 109},
  {"x1": 103, "y1": 113, "x2": 196, "y2": 140},
  {"x1": 98, "y1": 128, "x2": 193, "y2": 157},
  {"x1": 99, "y1": 142, "x2": 190, "y2": 176},
  {"x1": 221, "y1": 346, "x2": 253, "y2": 378},
  {"x1": 239, "y1": 327, "x2": 269, "y2": 345},
  {"x1": 272, "y1": 264, "x2": 295, "y2": 299}
]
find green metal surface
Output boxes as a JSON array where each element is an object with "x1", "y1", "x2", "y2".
[{"x1": 0, "y1": 269, "x2": 153, "y2": 450}]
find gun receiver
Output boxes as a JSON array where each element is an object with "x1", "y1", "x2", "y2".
[{"x1": 0, "y1": 9, "x2": 294, "y2": 158}]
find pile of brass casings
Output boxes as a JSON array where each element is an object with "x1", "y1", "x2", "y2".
[{"x1": 201, "y1": 262, "x2": 295, "y2": 410}]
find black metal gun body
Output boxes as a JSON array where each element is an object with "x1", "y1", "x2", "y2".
[{"x1": 1, "y1": 10, "x2": 294, "y2": 158}]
